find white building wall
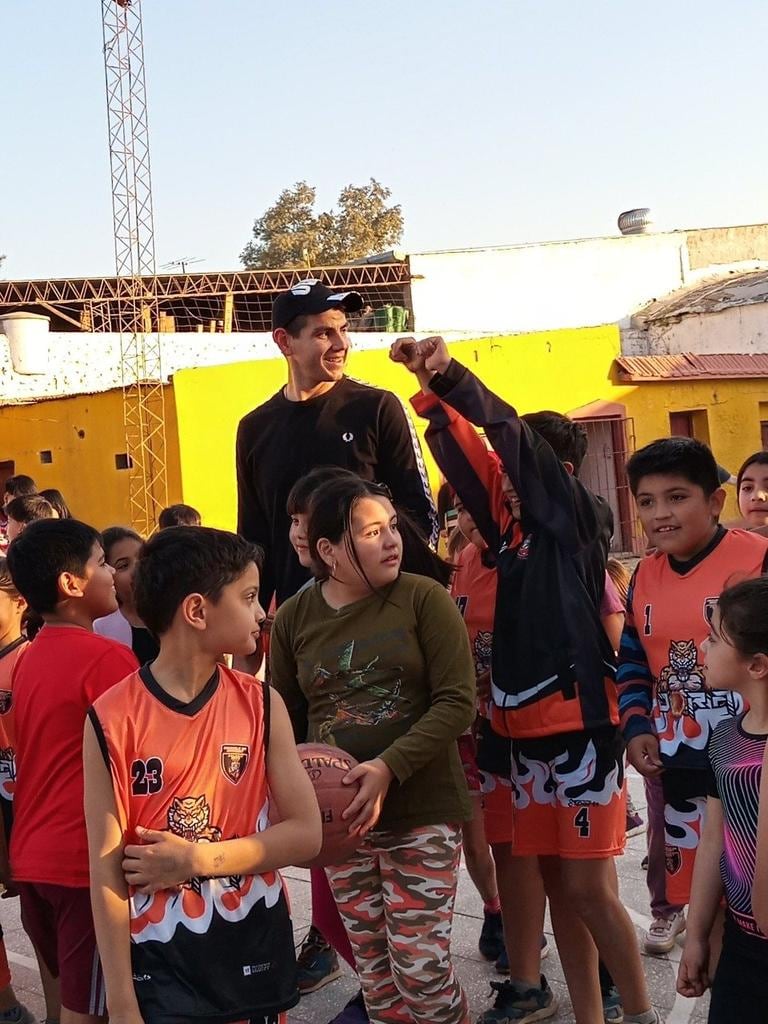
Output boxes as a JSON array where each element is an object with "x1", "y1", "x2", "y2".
[
  {"x1": 627, "y1": 302, "x2": 768, "y2": 356},
  {"x1": 409, "y1": 234, "x2": 689, "y2": 335},
  {"x1": 0, "y1": 328, "x2": 473, "y2": 404}
]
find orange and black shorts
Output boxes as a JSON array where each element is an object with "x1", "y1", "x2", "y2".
[
  {"x1": 509, "y1": 726, "x2": 626, "y2": 859},
  {"x1": 661, "y1": 768, "x2": 708, "y2": 907},
  {"x1": 476, "y1": 718, "x2": 515, "y2": 845}
]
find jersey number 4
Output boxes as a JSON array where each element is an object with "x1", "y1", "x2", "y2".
[
  {"x1": 573, "y1": 807, "x2": 591, "y2": 838},
  {"x1": 131, "y1": 757, "x2": 164, "y2": 795}
]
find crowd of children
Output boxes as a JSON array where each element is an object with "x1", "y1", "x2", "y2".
[{"x1": 0, "y1": 332, "x2": 765, "y2": 1024}]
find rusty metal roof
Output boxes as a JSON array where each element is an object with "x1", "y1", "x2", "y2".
[{"x1": 615, "y1": 353, "x2": 768, "y2": 381}]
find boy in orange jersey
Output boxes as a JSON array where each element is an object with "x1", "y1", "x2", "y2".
[
  {"x1": 84, "y1": 526, "x2": 321, "y2": 1024},
  {"x1": 618, "y1": 438, "x2": 768, "y2": 955},
  {"x1": 391, "y1": 335, "x2": 657, "y2": 1024},
  {"x1": 5, "y1": 519, "x2": 139, "y2": 1024}
]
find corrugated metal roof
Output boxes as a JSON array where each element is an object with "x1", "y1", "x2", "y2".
[{"x1": 615, "y1": 353, "x2": 768, "y2": 381}]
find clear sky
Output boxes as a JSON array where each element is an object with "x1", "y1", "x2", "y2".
[{"x1": 2, "y1": 0, "x2": 767, "y2": 280}]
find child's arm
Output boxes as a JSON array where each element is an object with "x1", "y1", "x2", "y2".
[
  {"x1": 83, "y1": 717, "x2": 144, "y2": 1024},
  {"x1": 268, "y1": 607, "x2": 309, "y2": 742},
  {"x1": 403, "y1": 336, "x2": 607, "y2": 552},
  {"x1": 617, "y1": 572, "x2": 663, "y2": 777},
  {"x1": 122, "y1": 691, "x2": 321, "y2": 892},
  {"x1": 391, "y1": 337, "x2": 508, "y2": 552},
  {"x1": 342, "y1": 583, "x2": 476, "y2": 836},
  {"x1": 752, "y1": 739, "x2": 768, "y2": 935},
  {"x1": 677, "y1": 796, "x2": 724, "y2": 998}
]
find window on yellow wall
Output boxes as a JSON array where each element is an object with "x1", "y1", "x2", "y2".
[
  {"x1": 759, "y1": 402, "x2": 768, "y2": 449},
  {"x1": 669, "y1": 410, "x2": 710, "y2": 444}
]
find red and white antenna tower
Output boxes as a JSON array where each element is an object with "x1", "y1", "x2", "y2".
[{"x1": 101, "y1": 0, "x2": 168, "y2": 534}]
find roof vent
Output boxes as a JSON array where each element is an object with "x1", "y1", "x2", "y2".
[{"x1": 618, "y1": 208, "x2": 653, "y2": 236}]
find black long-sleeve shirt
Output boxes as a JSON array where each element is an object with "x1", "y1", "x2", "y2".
[
  {"x1": 414, "y1": 359, "x2": 617, "y2": 739},
  {"x1": 236, "y1": 376, "x2": 437, "y2": 610}
]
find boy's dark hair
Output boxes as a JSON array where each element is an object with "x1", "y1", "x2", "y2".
[
  {"x1": 6, "y1": 519, "x2": 101, "y2": 615},
  {"x1": 40, "y1": 488, "x2": 72, "y2": 519},
  {"x1": 6, "y1": 494, "x2": 56, "y2": 525},
  {"x1": 3, "y1": 474, "x2": 37, "y2": 500},
  {"x1": 717, "y1": 576, "x2": 768, "y2": 658},
  {"x1": 287, "y1": 466, "x2": 360, "y2": 517},
  {"x1": 101, "y1": 526, "x2": 143, "y2": 563},
  {"x1": 134, "y1": 526, "x2": 262, "y2": 636},
  {"x1": 736, "y1": 450, "x2": 768, "y2": 494},
  {"x1": 158, "y1": 504, "x2": 202, "y2": 529},
  {"x1": 522, "y1": 411, "x2": 588, "y2": 475},
  {"x1": 626, "y1": 437, "x2": 720, "y2": 496}
]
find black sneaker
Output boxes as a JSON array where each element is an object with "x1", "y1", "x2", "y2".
[
  {"x1": 479, "y1": 909, "x2": 505, "y2": 961},
  {"x1": 477, "y1": 976, "x2": 558, "y2": 1023},
  {"x1": 296, "y1": 925, "x2": 342, "y2": 994}
]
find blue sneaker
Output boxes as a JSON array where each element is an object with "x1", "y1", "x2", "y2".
[
  {"x1": 477, "y1": 976, "x2": 558, "y2": 1023},
  {"x1": 296, "y1": 926, "x2": 342, "y2": 994},
  {"x1": 602, "y1": 985, "x2": 624, "y2": 1023}
]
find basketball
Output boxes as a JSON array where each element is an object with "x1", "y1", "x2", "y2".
[{"x1": 296, "y1": 742, "x2": 362, "y2": 867}]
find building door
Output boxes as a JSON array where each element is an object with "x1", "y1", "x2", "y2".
[
  {"x1": 577, "y1": 418, "x2": 641, "y2": 554},
  {"x1": 0, "y1": 462, "x2": 15, "y2": 499}
]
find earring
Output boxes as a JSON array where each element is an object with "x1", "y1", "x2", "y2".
[{"x1": 331, "y1": 559, "x2": 337, "y2": 575}]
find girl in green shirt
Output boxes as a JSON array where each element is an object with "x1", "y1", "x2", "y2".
[{"x1": 271, "y1": 476, "x2": 475, "y2": 1024}]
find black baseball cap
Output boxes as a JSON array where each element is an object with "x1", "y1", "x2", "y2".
[{"x1": 272, "y1": 279, "x2": 364, "y2": 331}]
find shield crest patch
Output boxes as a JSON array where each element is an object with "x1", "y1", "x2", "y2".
[
  {"x1": 664, "y1": 843, "x2": 682, "y2": 876},
  {"x1": 220, "y1": 744, "x2": 249, "y2": 784}
]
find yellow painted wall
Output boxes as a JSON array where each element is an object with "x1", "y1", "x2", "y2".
[
  {"x1": 173, "y1": 326, "x2": 625, "y2": 530},
  {"x1": 616, "y1": 377, "x2": 768, "y2": 519},
  {"x1": 0, "y1": 388, "x2": 183, "y2": 532},
  {"x1": 2, "y1": 327, "x2": 762, "y2": 536}
]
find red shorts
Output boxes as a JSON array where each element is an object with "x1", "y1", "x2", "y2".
[
  {"x1": 479, "y1": 770, "x2": 515, "y2": 845},
  {"x1": 457, "y1": 733, "x2": 482, "y2": 795},
  {"x1": 510, "y1": 727, "x2": 626, "y2": 859},
  {"x1": 662, "y1": 769, "x2": 707, "y2": 906},
  {"x1": 17, "y1": 882, "x2": 105, "y2": 1015}
]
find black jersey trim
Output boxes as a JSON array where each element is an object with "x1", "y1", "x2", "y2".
[
  {"x1": 263, "y1": 680, "x2": 271, "y2": 756},
  {"x1": 668, "y1": 525, "x2": 726, "y2": 576},
  {"x1": 0, "y1": 637, "x2": 25, "y2": 661},
  {"x1": 139, "y1": 663, "x2": 219, "y2": 716},
  {"x1": 87, "y1": 707, "x2": 110, "y2": 770}
]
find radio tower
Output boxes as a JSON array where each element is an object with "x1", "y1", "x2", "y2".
[{"x1": 101, "y1": 0, "x2": 167, "y2": 534}]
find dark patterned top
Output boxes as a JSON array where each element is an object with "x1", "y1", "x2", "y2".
[{"x1": 708, "y1": 714, "x2": 768, "y2": 959}]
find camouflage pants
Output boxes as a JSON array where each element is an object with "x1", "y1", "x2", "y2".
[{"x1": 326, "y1": 823, "x2": 469, "y2": 1024}]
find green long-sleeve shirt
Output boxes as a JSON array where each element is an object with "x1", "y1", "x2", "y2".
[{"x1": 270, "y1": 572, "x2": 475, "y2": 832}]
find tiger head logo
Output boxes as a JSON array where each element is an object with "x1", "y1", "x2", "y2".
[{"x1": 167, "y1": 795, "x2": 222, "y2": 843}]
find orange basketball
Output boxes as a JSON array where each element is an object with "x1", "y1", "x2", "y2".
[{"x1": 296, "y1": 742, "x2": 361, "y2": 867}]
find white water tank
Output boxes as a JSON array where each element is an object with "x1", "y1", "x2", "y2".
[{"x1": 0, "y1": 312, "x2": 50, "y2": 374}]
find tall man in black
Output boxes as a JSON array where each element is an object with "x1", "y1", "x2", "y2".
[
  {"x1": 236, "y1": 279, "x2": 436, "y2": 612},
  {"x1": 236, "y1": 280, "x2": 436, "y2": 1022}
]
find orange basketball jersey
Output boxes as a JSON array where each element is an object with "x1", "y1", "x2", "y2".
[
  {"x1": 631, "y1": 529, "x2": 768, "y2": 769},
  {"x1": 90, "y1": 664, "x2": 298, "y2": 1023},
  {"x1": 0, "y1": 638, "x2": 28, "y2": 807}
]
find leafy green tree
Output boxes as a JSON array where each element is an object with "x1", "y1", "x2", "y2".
[{"x1": 240, "y1": 179, "x2": 403, "y2": 269}]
